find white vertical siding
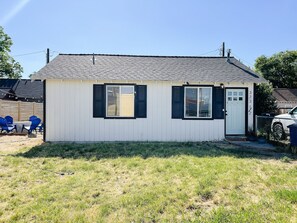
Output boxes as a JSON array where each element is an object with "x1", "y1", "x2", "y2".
[
  {"x1": 46, "y1": 80, "x2": 254, "y2": 142},
  {"x1": 247, "y1": 83, "x2": 254, "y2": 131}
]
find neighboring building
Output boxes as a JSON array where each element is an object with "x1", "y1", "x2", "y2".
[
  {"x1": 32, "y1": 54, "x2": 266, "y2": 142},
  {"x1": 0, "y1": 79, "x2": 44, "y2": 121},
  {"x1": 0, "y1": 79, "x2": 43, "y2": 102},
  {"x1": 273, "y1": 88, "x2": 297, "y2": 114}
]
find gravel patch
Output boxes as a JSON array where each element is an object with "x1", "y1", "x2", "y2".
[{"x1": 0, "y1": 134, "x2": 43, "y2": 154}]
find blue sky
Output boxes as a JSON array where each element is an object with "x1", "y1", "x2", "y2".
[{"x1": 1, "y1": 0, "x2": 296, "y2": 78}]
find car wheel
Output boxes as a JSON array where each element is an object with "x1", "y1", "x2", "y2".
[{"x1": 273, "y1": 123, "x2": 285, "y2": 140}]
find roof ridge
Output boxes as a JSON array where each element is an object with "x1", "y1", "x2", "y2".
[{"x1": 58, "y1": 53, "x2": 234, "y2": 59}]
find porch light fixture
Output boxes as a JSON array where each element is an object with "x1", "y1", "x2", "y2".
[{"x1": 220, "y1": 83, "x2": 224, "y2": 89}]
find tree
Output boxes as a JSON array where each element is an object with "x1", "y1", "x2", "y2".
[
  {"x1": 254, "y1": 83, "x2": 277, "y2": 115},
  {"x1": 0, "y1": 26, "x2": 23, "y2": 78},
  {"x1": 254, "y1": 50, "x2": 297, "y2": 115},
  {"x1": 255, "y1": 50, "x2": 297, "y2": 88}
]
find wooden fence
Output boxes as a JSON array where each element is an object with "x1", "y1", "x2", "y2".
[{"x1": 0, "y1": 100, "x2": 43, "y2": 121}]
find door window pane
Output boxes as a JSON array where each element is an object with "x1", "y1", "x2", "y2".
[{"x1": 185, "y1": 88, "x2": 197, "y2": 117}]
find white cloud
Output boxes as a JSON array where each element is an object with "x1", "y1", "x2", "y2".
[{"x1": 0, "y1": 0, "x2": 31, "y2": 25}]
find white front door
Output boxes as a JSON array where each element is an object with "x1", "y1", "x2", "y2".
[{"x1": 226, "y1": 89, "x2": 246, "y2": 135}]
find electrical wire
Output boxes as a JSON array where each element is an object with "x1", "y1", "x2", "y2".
[
  {"x1": 51, "y1": 50, "x2": 60, "y2": 54},
  {"x1": 199, "y1": 48, "x2": 221, "y2": 56},
  {"x1": 50, "y1": 50, "x2": 60, "y2": 58},
  {"x1": 12, "y1": 50, "x2": 45, "y2": 57},
  {"x1": 231, "y1": 52, "x2": 254, "y2": 68}
]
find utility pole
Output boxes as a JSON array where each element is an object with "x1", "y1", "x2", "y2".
[
  {"x1": 46, "y1": 48, "x2": 50, "y2": 64},
  {"x1": 222, "y1": 42, "x2": 225, "y2": 57}
]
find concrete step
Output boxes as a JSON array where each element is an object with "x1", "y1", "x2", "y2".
[{"x1": 225, "y1": 136, "x2": 247, "y2": 141}]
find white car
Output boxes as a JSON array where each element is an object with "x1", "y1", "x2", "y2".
[{"x1": 271, "y1": 106, "x2": 297, "y2": 140}]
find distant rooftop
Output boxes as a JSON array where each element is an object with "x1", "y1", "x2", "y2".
[
  {"x1": 273, "y1": 88, "x2": 297, "y2": 102},
  {"x1": 32, "y1": 53, "x2": 267, "y2": 83},
  {"x1": 0, "y1": 79, "x2": 43, "y2": 102}
]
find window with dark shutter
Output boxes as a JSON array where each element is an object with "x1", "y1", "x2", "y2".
[
  {"x1": 93, "y1": 85, "x2": 105, "y2": 117},
  {"x1": 184, "y1": 86, "x2": 212, "y2": 118},
  {"x1": 172, "y1": 86, "x2": 184, "y2": 119},
  {"x1": 93, "y1": 84, "x2": 147, "y2": 119},
  {"x1": 106, "y1": 85, "x2": 135, "y2": 117},
  {"x1": 213, "y1": 87, "x2": 224, "y2": 119},
  {"x1": 135, "y1": 85, "x2": 147, "y2": 118}
]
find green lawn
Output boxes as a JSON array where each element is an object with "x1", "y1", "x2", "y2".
[{"x1": 0, "y1": 141, "x2": 296, "y2": 222}]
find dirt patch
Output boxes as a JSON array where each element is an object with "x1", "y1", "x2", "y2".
[{"x1": 0, "y1": 134, "x2": 43, "y2": 154}]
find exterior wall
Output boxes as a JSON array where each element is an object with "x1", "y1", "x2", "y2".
[
  {"x1": 45, "y1": 80, "x2": 254, "y2": 142},
  {"x1": 247, "y1": 84, "x2": 254, "y2": 131}
]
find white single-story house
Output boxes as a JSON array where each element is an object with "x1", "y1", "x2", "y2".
[{"x1": 32, "y1": 54, "x2": 266, "y2": 142}]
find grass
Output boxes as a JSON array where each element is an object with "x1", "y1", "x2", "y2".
[{"x1": 0, "y1": 141, "x2": 296, "y2": 222}]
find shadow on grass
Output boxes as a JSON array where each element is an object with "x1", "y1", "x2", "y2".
[{"x1": 15, "y1": 141, "x2": 295, "y2": 160}]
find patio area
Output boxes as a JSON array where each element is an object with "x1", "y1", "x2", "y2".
[{"x1": 0, "y1": 134, "x2": 43, "y2": 154}]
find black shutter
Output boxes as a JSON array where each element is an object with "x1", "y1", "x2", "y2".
[
  {"x1": 93, "y1": 85, "x2": 105, "y2": 117},
  {"x1": 213, "y1": 87, "x2": 224, "y2": 119},
  {"x1": 172, "y1": 86, "x2": 184, "y2": 119},
  {"x1": 135, "y1": 85, "x2": 147, "y2": 118}
]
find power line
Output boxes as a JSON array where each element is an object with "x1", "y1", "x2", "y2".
[
  {"x1": 199, "y1": 47, "x2": 221, "y2": 56},
  {"x1": 12, "y1": 50, "x2": 45, "y2": 57},
  {"x1": 51, "y1": 50, "x2": 60, "y2": 54},
  {"x1": 50, "y1": 50, "x2": 60, "y2": 58},
  {"x1": 232, "y1": 52, "x2": 254, "y2": 68}
]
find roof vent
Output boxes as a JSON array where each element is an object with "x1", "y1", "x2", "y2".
[
  {"x1": 226, "y1": 49, "x2": 231, "y2": 63},
  {"x1": 92, "y1": 53, "x2": 95, "y2": 65}
]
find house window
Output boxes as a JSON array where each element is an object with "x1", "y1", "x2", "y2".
[
  {"x1": 94, "y1": 84, "x2": 146, "y2": 118},
  {"x1": 184, "y1": 87, "x2": 212, "y2": 118},
  {"x1": 106, "y1": 85, "x2": 135, "y2": 117}
]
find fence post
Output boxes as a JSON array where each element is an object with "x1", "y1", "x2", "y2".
[
  {"x1": 18, "y1": 101, "x2": 21, "y2": 121},
  {"x1": 255, "y1": 115, "x2": 258, "y2": 134}
]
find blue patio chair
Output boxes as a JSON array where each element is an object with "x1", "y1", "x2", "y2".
[
  {"x1": 29, "y1": 115, "x2": 38, "y2": 121},
  {"x1": 22, "y1": 118, "x2": 41, "y2": 134},
  {"x1": 37, "y1": 123, "x2": 44, "y2": 133},
  {"x1": 0, "y1": 117, "x2": 16, "y2": 133},
  {"x1": 28, "y1": 116, "x2": 42, "y2": 134},
  {"x1": 5, "y1": 116, "x2": 13, "y2": 127}
]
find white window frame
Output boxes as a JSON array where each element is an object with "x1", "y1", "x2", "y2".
[
  {"x1": 184, "y1": 86, "x2": 212, "y2": 119},
  {"x1": 106, "y1": 85, "x2": 135, "y2": 118}
]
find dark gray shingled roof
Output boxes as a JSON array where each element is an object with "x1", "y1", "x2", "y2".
[
  {"x1": 32, "y1": 54, "x2": 267, "y2": 83},
  {"x1": 273, "y1": 88, "x2": 297, "y2": 102},
  {"x1": 0, "y1": 79, "x2": 43, "y2": 102}
]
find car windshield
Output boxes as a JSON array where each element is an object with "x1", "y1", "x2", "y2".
[{"x1": 289, "y1": 107, "x2": 297, "y2": 114}]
